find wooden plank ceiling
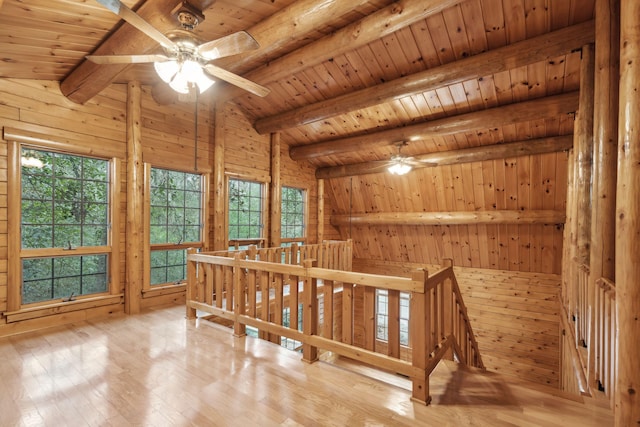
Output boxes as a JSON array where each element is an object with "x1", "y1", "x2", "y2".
[{"x1": 0, "y1": 0, "x2": 595, "y2": 273}]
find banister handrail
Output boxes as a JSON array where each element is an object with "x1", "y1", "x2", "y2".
[{"x1": 185, "y1": 242, "x2": 482, "y2": 406}]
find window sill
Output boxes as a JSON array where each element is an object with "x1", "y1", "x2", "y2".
[
  {"x1": 142, "y1": 283, "x2": 186, "y2": 299},
  {"x1": 3, "y1": 294, "x2": 124, "y2": 323}
]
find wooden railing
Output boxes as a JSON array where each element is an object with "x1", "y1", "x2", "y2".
[
  {"x1": 563, "y1": 260, "x2": 616, "y2": 407},
  {"x1": 185, "y1": 242, "x2": 483, "y2": 405},
  {"x1": 592, "y1": 277, "x2": 616, "y2": 406}
]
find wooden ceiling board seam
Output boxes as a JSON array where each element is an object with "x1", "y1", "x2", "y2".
[
  {"x1": 459, "y1": 0, "x2": 489, "y2": 53},
  {"x1": 425, "y1": 12, "x2": 456, "y2": 66},
  {"x1": 503, "y1": 0, "x2": 527, "y2": 44},
  {"x1": 481, "y1": 0, "x2": 508, "y2": 49},
  {"x1": 408, "y1": 18, "x2": 441, "y2": 70},
  {"x1": 441, "y1": 4, "x2": 474, "y2": 61},
  {"x1": 523, "y1": 0, "x2": 550, "y2": 38}
]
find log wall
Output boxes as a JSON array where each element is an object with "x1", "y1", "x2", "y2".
[
  {"x1": 353, "y1": 258, "x2": 560, "y2": 388},
  {"x1": 0, "y1": 80, "x2": 322, "y2": 335}
]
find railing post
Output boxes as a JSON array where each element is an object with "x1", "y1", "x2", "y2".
[
  {"x1": 442, "y1": 259, "x2": 454, "y2": 360},
  {"x1": 302, "y1": 259, "x2": 318, "y2": 363},
  {"x1": 410, "y1": 268, "x2": 431, "y2": 405},
  {"x1": 186, "y1": 248, "x2": 197, "y2": 319},
  {"x1": 233, "y1": 253, "x2": 246, "y2": 337}
]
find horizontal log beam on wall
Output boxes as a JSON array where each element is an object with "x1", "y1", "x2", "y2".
[
  {"x1": 291, "y1": 91, "x2": 578, "y2": 161},
  {"x1": 255, "y1": 20, "x2": 594, "y2": 134},
  {"x1": 316, "y1": 135, "x2": 573, "y2": 179},
  {"x1": 330, "y1": 210, "x2": 566, "y2": 227}
]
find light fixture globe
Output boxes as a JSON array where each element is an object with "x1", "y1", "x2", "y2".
[
  {"x1": 387, "y1": 155, "x2": 412, "y2": 175},
  {"x1": 387, "y1": 142, "x2": 413, "y2": 175}
]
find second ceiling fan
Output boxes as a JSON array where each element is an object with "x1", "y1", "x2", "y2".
[{"x1": 87, "y1": 0, "x2": 270, "y2": 97}]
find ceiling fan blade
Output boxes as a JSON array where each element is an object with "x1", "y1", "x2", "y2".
[
  {"x1": 95, "y1": 0, "x2": 176, "y2": 50},
  {"x1": 197, "y1": 31, "x2": 259, "y2": 61},
  {"x1": 86, "y1": 54, "x2": 170, "y2": 64},
  {"x1": 203, "y1": 64, "x2": 269, "y2": 97}
]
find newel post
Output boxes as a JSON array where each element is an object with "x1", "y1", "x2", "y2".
[
  {"x1": 442, "y1": 259, "x2": 454, "y2": 360},
  {"x1": 302, "y1": 259, "x2": 319, "y2": 363},
  {"x1": 410, "y1": 268, "x2": 431, "y2": 405},
  {"x1": 186, "y1": 248, "x2": 197, "y2": 319}
]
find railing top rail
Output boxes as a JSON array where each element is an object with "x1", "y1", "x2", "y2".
[
  {"x1": 187, "y1": 252, "x2": 424, "y2": 293},
  {"x1": 595, "y1": 277, "x2": 616, "y2": 295}
]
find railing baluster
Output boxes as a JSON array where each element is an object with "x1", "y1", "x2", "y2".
[
  {"x1": 388, "y1": 289, "x2": 400, "y2": 359},
  {"x1": 302, "y1": 259, "x2": 318, "y2": 363}
]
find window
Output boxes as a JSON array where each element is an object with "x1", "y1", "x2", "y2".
[
  {"x1": 228, "y1": 178, "x2": 264, "y2": 249},
  {"x1": 19, "y1": 147, "x2": 111, "y2": 305},
  {"x1": 281, "y1": 186, "x2": 306, "y2": 244},
  {"x1": 148, "y1": 167, "x2": 203, "y2": 286},
  {"x1": 376, "y1": 290, "x2": 410, "y2": 346}
]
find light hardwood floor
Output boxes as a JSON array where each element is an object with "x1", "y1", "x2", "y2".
[{"x1": 0, "y1": 304, "x2": 613, "y2": 426}]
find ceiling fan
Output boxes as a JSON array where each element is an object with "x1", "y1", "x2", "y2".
[{"x1": 86, "y1": 0, "x2": 270, "y2": 98}]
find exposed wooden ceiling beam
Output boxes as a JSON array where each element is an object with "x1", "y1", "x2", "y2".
[
  {"x1": 255, "y1": 20, "x2": 594, "y2": 134},
  {"x1": 153, "y1": 0, "x2": 375, "y2": 104},
  {"x1": 290, "y1": 91, "x2": 578, "y2": 161},
  {"x1": 218, "y1": 0, "x2": 463, "y2": 102},
  {"x1": 61, "y1": 0, "x2": 184, "y2": 104},
  {"x1": 316, "y1": 135, "x2": 573, "y2": 179},
  {"x1": 331, "y1": 210, "x2": 566, "y2": 227}
]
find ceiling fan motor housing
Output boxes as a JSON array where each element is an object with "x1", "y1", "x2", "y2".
[{"x1": 172, "y1": 1, "x2": 206, "y2": 31}]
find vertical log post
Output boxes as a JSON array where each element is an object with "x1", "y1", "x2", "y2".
[
  {"x1": 615, "y1": 1, "x2": 640, "y2": 423},
  {"x1": 576, "y1": 44, "x2": 595, "y2": 266},
  {"x1": 270, "y1": 132, "x2": 282, "y2": 247},
  {"x1": 302, "y1": 259, "x2": 318, "y2": 363},
  {"x1": 212, "y1": 102, "x2": 227, "y2": 251},
  {"x1": 589, "y1": 0, "x2": 620, "y2": 389},
  {"x1": 186, "y1": 248, "x2": 197, "y2": 319},
  {"x1": 125, "y1": 81, "x2": 143, "y2": 315},
  {"x1": 410, "y1": 268, "x2": 431, "y2": 405}
]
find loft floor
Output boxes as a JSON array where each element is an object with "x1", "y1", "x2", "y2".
[{"x1": 0, "y1": 304, "x2": 612, "y2": 426}]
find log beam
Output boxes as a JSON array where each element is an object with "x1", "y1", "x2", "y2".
[
  {"x1": 330, "y1": 210, "x2": 565, "y2": 227},
  {"x1": 255, "y1": 20, "x2": 594, "y2": 134},
  {"x1": 60, "y1": 0, "x2": 184, "y2": 104},
  {"x1": 316, "y1": 135, "x2": 572, "y2": 179},
  {"x1": 269, "y1": 133, "x2": 282, "y2": 247},
  {"x1": 218, "y1": 0, "x2": 463, "y2": 102},
  {"x1": 615, "y1": 1, "x2": 640, "y2": 424},
  {"x1": 291, "y1": 92, "x2": 578, "y2": 161},
  {"x1": 152, "y1": 0, "x2": 375, "y2": 104}
]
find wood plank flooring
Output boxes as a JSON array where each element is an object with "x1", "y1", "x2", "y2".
[{"x1": 0, "y1": 304, "x2": 613, "y2": 426}]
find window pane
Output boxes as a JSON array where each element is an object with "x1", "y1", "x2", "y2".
[
  {"x1": 228, "y1": 178, "x2": 263, "y2": 240},
  {"x1": 281, "y1": 186, "x2": 305, "y2": 240},
  {"x1": 150, "y1": 249, "x2": 186, "y2": 286},
  {"x1": 20, "y1": 148, "x2": 109, "y2": 250},
  {"x1": 149, "y1": 168, "x2": 201, "y2": 245},
  {"x1": 22, "y1": 255, "x2": 108, "y2": 304}
]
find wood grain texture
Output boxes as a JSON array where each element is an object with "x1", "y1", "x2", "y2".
[
  {"x1": 0, "y1": 304, "x2": 613, "y2": 426},
  {"x1": 353, "y1": 258, "x2": 562, "y2": 388}
]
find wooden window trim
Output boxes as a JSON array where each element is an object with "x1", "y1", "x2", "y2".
[
  {"x1": 6, "y1": 140, "x2": 121, "y2": 312},
  {"x1": 143, "y1": 164, "x2": 209, "y2": 290}
]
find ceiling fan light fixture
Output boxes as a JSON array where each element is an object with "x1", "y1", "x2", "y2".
[
  {"x1": 154, "y1": 59, "x2": 215, "y2": 95},
  {"x1": 387, "y1": 156, "x2": 412, "y2": 175}
]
